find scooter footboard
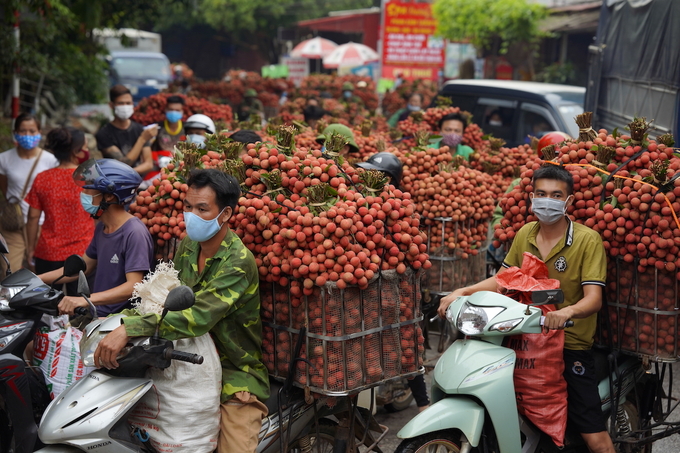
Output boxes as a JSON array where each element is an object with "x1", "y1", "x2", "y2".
[
  {"x1": 396, "y1": 397, "x2": 485, "y2": 447},
  {"x1": 34, "y1": 447, "x2": 82, "y2": 452}
]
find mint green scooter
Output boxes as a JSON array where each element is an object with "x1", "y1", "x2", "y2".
[{"x1": 395, "y1": 290, "x2": 652, "y2": 453}]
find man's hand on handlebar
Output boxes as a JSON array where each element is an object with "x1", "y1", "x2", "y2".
[
  {"x1": 58, "y1": 296, "x2": 89, "y2": 316},
  {"x1": 543, "y1": 307, "x2": 574, "y2": 333},
  {"x1": 437, "y1": 287, "x2": 469, "y2": 318},
  {"x1": 94, "y1": 325, "x2": 130, "y2": 369}
]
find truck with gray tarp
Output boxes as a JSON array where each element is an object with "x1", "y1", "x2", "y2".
[{"x1": 585, "y1": 0, "x2": 679, "y2": 139}]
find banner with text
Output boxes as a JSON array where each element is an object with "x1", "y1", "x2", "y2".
[
  {"x1": 281, "y1": 56, "x2": 309, "y2": 87},
  {"x1": 381, "y1": 1, "x2": 444, "y2": 81}
]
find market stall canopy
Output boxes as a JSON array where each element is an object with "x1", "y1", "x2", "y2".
[
  {"x1": 290, "y1": 37, "x2": 338, "y2": 59},
  {"x1": 322, "y1": 42, "x2": 379, "y2": 69}
]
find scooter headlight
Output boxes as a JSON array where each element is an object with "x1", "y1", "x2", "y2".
[
  {"x1": 80, "y1": 315, "x2": 128, "y2": 367},
  {"x1": 0, "y1": 285, "x2": 26, "y2": 301},
  {"x1": 80, "y1": 330, "x2": 108, "y2": 367},
  {"x1": 457, "y1": 302, "x2": 505, "y2": 335}
]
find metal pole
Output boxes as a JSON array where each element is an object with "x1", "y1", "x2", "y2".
[{"x1": 12, "y1": 9, "x2": 20, "y2": 119}]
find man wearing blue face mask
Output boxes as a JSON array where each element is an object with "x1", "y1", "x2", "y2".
[
  {"x1": 183, "y1": 113, "x2": 216, "y2": 148},
  {"x1": 153, "y1": 95, "x2": 186, "y2": 153},
  {"x1": 39, "y1": 159, "x2": 154, "y2": 317},
  {"x1": 438, "y1": 164, "x2": 613, "y2": 453},
  {"x1": 94, "y1": 169, "x2": 269, "y2": 453}
]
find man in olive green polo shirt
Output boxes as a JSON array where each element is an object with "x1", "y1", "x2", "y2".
[{"x1": 438, "y1": 164, "x2": 613, "y2": 453}]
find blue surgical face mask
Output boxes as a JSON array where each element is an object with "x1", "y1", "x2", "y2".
[
  {"x1": 187, "y1": 134, "x2": 206, "y2": 148},
  {"x1": 14, "y1": 133, "x2": 42, "y2": 150},
  {"x1": 80, "y1": 192, "x2": 102, "y2": 216},
  {"x1": 184, "y1": 207, "x2": 227, "y2": 242},
  {"x1": 407, "y1": 104, "x2": 421, "y2": 112},
  {"x1": 166, "y1": 111, "x2": 183, "y2": 123},
  {"x1": 343, "y1": 90, "x2": 352, "y2": 99}
]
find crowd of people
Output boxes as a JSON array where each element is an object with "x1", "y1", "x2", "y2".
[{"x1": 0, "y1": 80, "x2": 613, "y2": 453}]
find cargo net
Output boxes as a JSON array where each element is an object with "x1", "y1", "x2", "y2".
[
  {"x1": 261, "y1": 268, "x2": 425, "y2": 396},
  {"x1": 595, "y1": 256, "x2": 680, "y2": 362},
  {"x1": 423, "y1": 217, "x2": 488, "y2": 293}
]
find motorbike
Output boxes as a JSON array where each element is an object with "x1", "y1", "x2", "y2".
[
  {"x1": 395, "y1": 289, "x2": 655, "y2": 453},
  {"x1": 0, "y1": 235, "x2": 87, "y2": 453},
  {"x1": 35, "y1": 281, "x2": 385, "y2": 453}
]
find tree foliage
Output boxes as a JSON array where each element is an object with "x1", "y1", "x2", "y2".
[
  {"x1": 432, "y1": 0, "x2": 548, "y2": 51},
  {"x1": 0, "y1": 0, "x2": 177, "y2": 111},
  {"x1": 156, "y1": 0, "x2": 377, "y2": 34}
]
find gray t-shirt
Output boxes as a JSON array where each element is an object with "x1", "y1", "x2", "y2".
[{"x1": 85, "y1": 216, "x2": 154, "y2": 316}]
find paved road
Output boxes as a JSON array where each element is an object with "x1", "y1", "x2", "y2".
[{"x1": 369, "y1": 337, "x2": 680, "y2": 452}]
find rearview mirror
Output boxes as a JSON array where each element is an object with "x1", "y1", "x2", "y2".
[
  {"x1": 531, "y1": 289, "x2": 564, "y2": 306},
  {"x1": 77, "y1": 271, "x2": 91, "y2": 297},
  {"x1": 164, "y1": 286, "x2": 195, "y2": 313},
  {"x1": 0, "y1": 234, "x2": 8, "y2": 254},
  {"x1": 64, "y1": 255, "x2": 87, "y2": 277}
]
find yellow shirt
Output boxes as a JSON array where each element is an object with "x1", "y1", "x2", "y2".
[{"x1": 503, "y1": 219, "x2": 607, "y2": 350}]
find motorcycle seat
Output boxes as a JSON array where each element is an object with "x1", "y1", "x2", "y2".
[
  {"x1": 592, "y1": 347, "x2": 629, "y2": 383},
  {"x1": 263, "y1": 378, "x2": 307, "y2": 415},
  {"x1": 264, "y1": 379, "x2": 284, "y2": 415}
]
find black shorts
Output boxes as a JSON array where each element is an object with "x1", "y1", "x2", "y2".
[{"x1": 563, "y1": 349, "x2": 607, "y2": 434}]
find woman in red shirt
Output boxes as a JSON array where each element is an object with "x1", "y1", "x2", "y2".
[{"x1": 26, "y1": 127, "x2": 95, "y2": 294}]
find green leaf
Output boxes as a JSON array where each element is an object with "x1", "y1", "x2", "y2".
[{"x1": 612, "y1": 128, "x2": 620, "y2": 139}]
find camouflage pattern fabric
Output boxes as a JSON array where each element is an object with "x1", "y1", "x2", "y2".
[{"x1": 122, "y1": 229, "x2": 270, "y2": 403}]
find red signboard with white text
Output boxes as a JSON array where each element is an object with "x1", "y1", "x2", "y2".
[{"x1": 381, "y1": 1, "x2": 444, "y2": 81}]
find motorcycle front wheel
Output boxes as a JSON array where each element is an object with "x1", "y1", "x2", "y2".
[
  {"x1": 395, "y1": 430, "x2": 463, "y2": 453},
  {"x1": 385, "y1": 387, "x2": 415, "y2": 412},
  {"x1": 292, "y1": 420, "x2": 358, "y2": 453}
]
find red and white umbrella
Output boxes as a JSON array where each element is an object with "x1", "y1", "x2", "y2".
[
  {"x1": 322, "y1": 42, "x2": 379, "y2": 69},
  {"x1": 290, "y1": 37, "x2": 338, "y2": 59}
]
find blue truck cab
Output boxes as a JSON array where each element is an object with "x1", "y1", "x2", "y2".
[{"x1": 107, "y1": 50, "x2": 172, "y2": 104}]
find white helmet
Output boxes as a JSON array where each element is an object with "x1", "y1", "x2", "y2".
[{"x1": 184, "y1": 114, "x2": 216, "y2": 134}]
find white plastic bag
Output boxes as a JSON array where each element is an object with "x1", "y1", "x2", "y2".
[
  {"x1": 33, "y1": 315, "x2": 93, "y2": 399},
  {"x1": 128, "y1": 262, "x2": 222, "y2": 453},
  {"x1": 128, "y1": 334, "x2": 222, "y2": 453}
]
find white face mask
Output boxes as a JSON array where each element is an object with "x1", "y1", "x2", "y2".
[
  {"x1": 114, "y1": 105, "x2": 134, "y2": 120},
  {"x1": 489, "y1": 120, "x2": 503, "y2": 127},
  {"x1": 531, "y1": 196, "x2": 571, "y2": 225}
]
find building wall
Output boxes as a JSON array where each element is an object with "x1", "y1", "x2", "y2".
[{"x1": 161, "y1": 26, "x2": 269, "y2": 80}]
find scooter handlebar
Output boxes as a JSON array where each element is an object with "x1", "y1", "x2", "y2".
[
  {"x1": 169, "y1": 350, "x2": 204, "y2": 364},
  {"x1": 539, "y1": 316, "x2": 573, "y2": 328},
  {"x1": 74, "y1": 307, "x2": 89, "y2": 316}
]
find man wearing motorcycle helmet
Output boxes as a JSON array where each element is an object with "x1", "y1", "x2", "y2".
[
  {"x1": 356, "y1": 152, "x2": 403, "y2": 188},
  {"x1": 537, "y1": 131, "x2": 571, "y2": 154},
  {"x1": 39, "y1": 159, "x2": 154, "y2": 317},
  {"x1": 183, "y1": 113, "x2": 216, "y2": 148},
  {"x1": 94, "y1": 169, "x2": 269, "y2": 453}
]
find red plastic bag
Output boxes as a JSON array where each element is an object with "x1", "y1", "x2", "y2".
[{"x1": 496, "y1": 252, "x2": 568, "y2": 447}]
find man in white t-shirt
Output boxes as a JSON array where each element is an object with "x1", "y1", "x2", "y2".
[{"x1": 0, "y1": 113, "x2": 58, "y2": 272}]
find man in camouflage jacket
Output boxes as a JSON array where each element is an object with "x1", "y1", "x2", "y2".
[{"x1": 95, "y1": 169, "x2": 270, "y2": 453}]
